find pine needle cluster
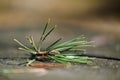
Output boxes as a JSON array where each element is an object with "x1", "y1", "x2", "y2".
[{"x1": 14, "y1": 19, "x2": 94, "y2": 66}]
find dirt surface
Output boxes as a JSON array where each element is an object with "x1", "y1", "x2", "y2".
[
  {"x1": 0, "y1": 56, "x2": 120, "y2": 69},
  {"x1": 0, "y1": 25, "x2": 120, "y2": 80},
  {"x1": 0, "y1": 56, "x2": 120, "y2": 80}
]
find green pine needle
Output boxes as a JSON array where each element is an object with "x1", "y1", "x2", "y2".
[
  {"x1": 46, "y1": 38, "x2": 62, "y2": 50},
  {"x1": 50, "y1": 37, "x2": 93, "y2": 53},
  {"x1": 26, "y1": 36, "x2": 37, "y2": 51},
  {"x1": 14, "y1": 39, "x2": 36, "y2": 54},
  {"x1": 18, "y1": 47, "x2": 36, "y2": 54},
  {"x1": 14, "y1": 19, "x2": 94, "y2": 66},
  {"x1": 37, "y1": 19, "x2": 50, "y2": 51},
  {"x1": 49, "y1": 54, "x2": 93, "y2": 64},
  {"x1": 42, "y1": 25, "x2": 57, "y2": 41}
]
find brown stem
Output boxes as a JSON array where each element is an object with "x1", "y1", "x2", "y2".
[
  {"x1": 29, "y1": 63, "x2": 65, "y2": 69},
  {"x1": 35, "y1": 51, "x2": 60, "y2": 59}
]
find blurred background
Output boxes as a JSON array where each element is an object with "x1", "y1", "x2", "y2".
[{"x1": 0, "y1": 0, "x2": 120, "y2": 58}]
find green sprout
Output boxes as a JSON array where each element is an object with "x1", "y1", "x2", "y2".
[{"x1": 14, "y1": 19, "x2": 94, "y2": 66}]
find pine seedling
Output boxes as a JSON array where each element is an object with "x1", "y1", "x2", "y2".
[{"x1": 14, "y1": 19, "x2": 94, "y2": 66}]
